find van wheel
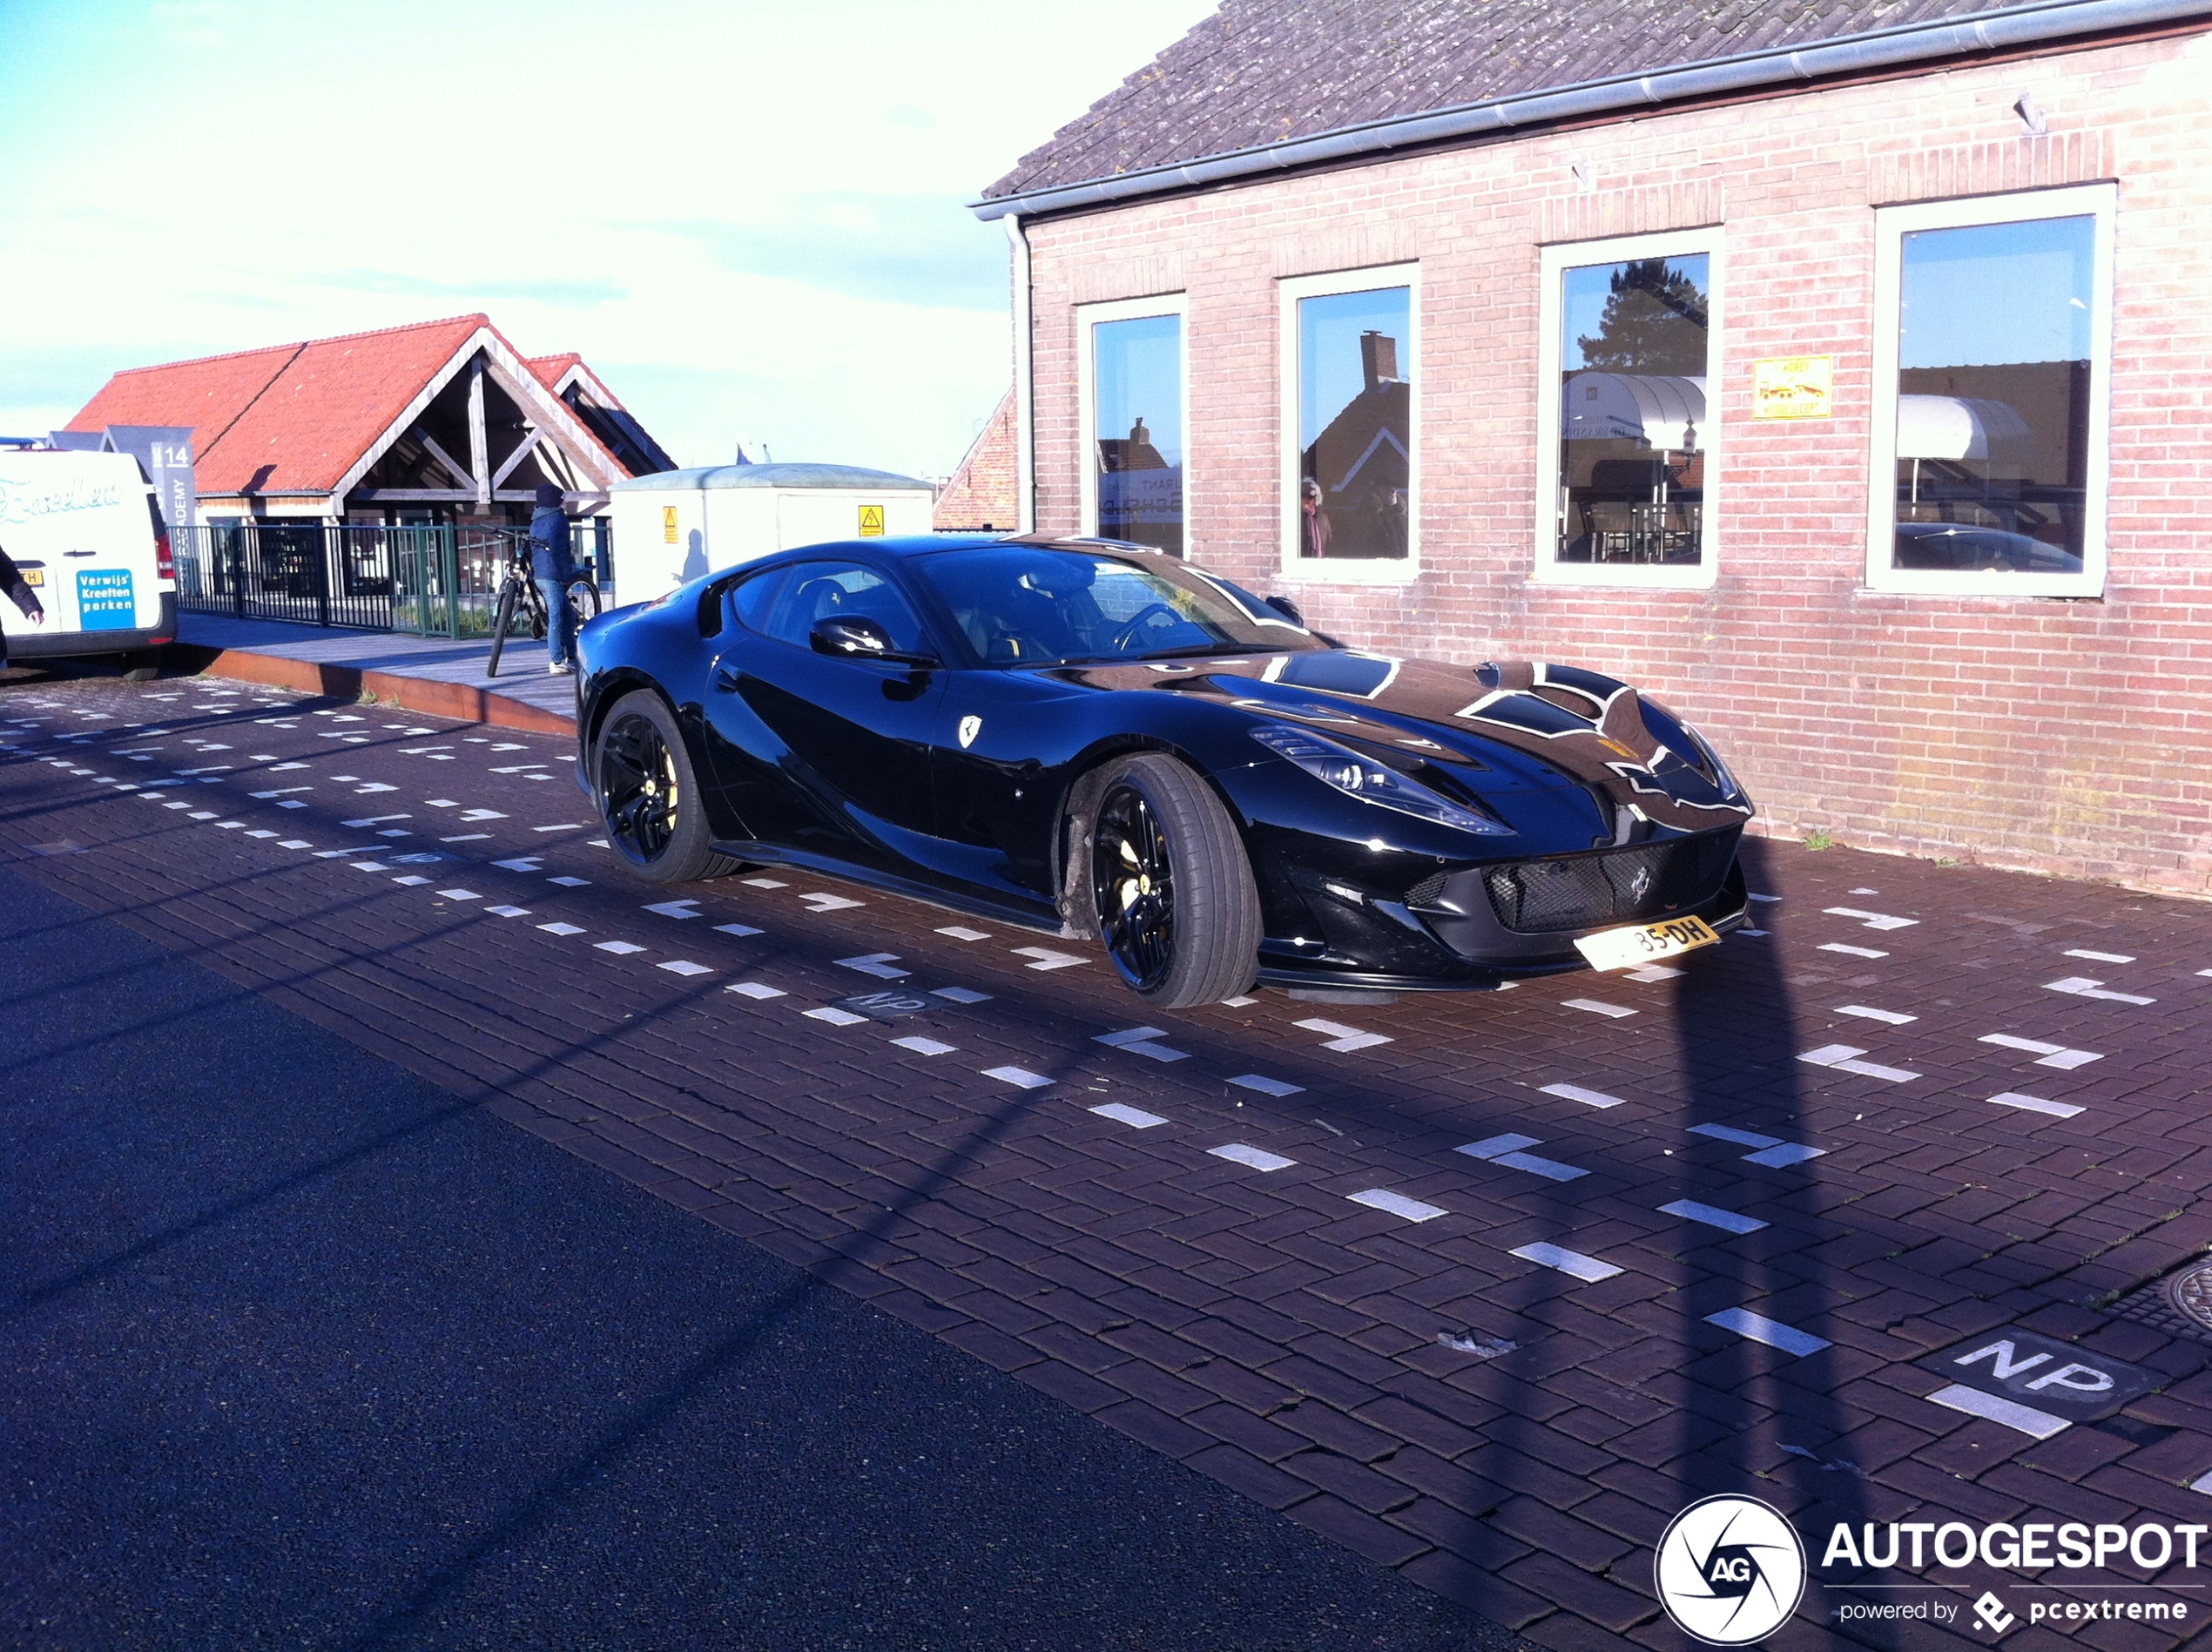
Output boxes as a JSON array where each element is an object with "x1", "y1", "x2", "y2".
[
  {"x1": 122, "y1": 651, "x2": 160, "y2": 682},
  {"x1": 1078, "y1": 753, "x2": 1261, "y2": 1009}
]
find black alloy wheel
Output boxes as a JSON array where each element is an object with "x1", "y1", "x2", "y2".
[
  {"x1": 594, "y1": 690, "x2": 736, "y2": 884},
  {"x1": 1082, "y1": 753, "x2": 1262, "y2": 1008}
]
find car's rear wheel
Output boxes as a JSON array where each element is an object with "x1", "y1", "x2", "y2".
[
  {"x1": 594, "y1": 690, "x2": 736, "y2": 884},
  {"x1": 1081, "y1": 753, "x2": 1261, "y2": 1008}
]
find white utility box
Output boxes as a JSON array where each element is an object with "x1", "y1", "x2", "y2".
[{"x1": 608, "y1": 462, "x2": 936, "y2": 605}]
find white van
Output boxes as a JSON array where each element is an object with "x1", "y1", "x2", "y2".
[{"x1": 0, "y1": 447, "x2": 179, "y2": 670}]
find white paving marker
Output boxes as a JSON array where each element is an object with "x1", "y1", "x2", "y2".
[
  {"x1": 836, "y1": 954, "x2": 909, "y2": 979},
  {"x1": 892, "y1": 1035, "x2": 955, "y2": 1056},
  {"x1": 1211, "y1": 1143, "x2": 1297, "y2": 1171},
  {"x1": 726, "y1": 981, "x2": 786, "y2": 1000},
  {"x1": 1824, "y1": 907, "x2": 1918, "y2": 931},
  {"x1": 1541, "y1": 1082, "x2": 1627, "y2": 1109},
  {"x1": 805, "y1": 1007, "x2": 867, "y2": 1026},
  {"x1": 933, "y1": 987, "x2": 991, "y2": 1005},
  {"x1": 1091, "y1": 1102, "x2": 1169, "y2": 1129},
  {"x1": 486, "y1": 906, "x2": 531, "y2": 918},
  {"x1": 392, "y1": 875, "x2": 431, "y2": 887},
  {"x1": 2063, "y1": 948, "x2": 2135, "y2": 963},
  {"x1": 742, "y1": 877, "x2": 787, "y2": 889},
  {"x1": 1746, "y1": 1143, "x2": 1826, "y2": 1168},
  {"x1": 594, "y1": 941, "x2": 646, "y2": 955},
  {"x1": 2044, "y1": 976, "x2": 2155, "y2": 1006},
  {"x1": 350, "y1": 860, "x2": 391, "y2": 872},
  {"x1": 1095, "y1": 1026, "x2": 1188, "y2": 1062},
  {"x1": 1350, "y1": 1189, "x2": 1448, "y2": 1223},
  {"x1": 1688, "y1": 1123, "x2": 1781, "y2": 1150},
  {"x1": 549, "y1": 875, "x2": 590, "y2": 888},
  {"x1": 1623, "y1": 964, "x2": 1683, "y2": 983},
  {"x1": 1798, "y1": 1044, "x2": 1920, "y2": 1083},
  {"x1": 537, "y1": 923, "x2": 585, "y2": 937},
  {"x1": 1660, "y1": 1200, "x2": 1767, "y2": 1235},
  {"x1": 1817, "y1": 943, "x2": 1888, "y2": 960},
  {"x1": 435, "y1": 888, "x2": 480, "y2": 901},
  {"x1": 1456, "y1": 1133, "x2": 1587, "y2": 1182},
  {"x1": 1508, "y1": 1242, "x2": 1619, "y2": 1282},
  {"x1": 1980, "y1": 1033, "x2": 2102, "y2": 1069},
  {"x1": 1294, "y1": 1017, "x2": 1393, "y2": 1051},
  {"x1": 1012, "y1": 946, "x2": 1087, "y2": 971},
  {"x1": 1227, "y1": 1074, "x2": 1304, "y2": 1097},
  {"x1": 1561, "y1": 998, "x2": 1635, "y2": 1019},
  {"x1": 1706, "y1": 1308, "x2": 1830, "y2": 1355},
  {"x1": 714, "y1": 922, "x2": 765, "y2": 938},
  {"x1": 493, "y1": 857, "x2": 543, "y2": 872},
  {"x1": 1927, "y1": 1383, "x2": 2067, "y2": 1440},
  {"x1": 984, "y1": 1065, "x2": 1053, "y2": 1089},
  {"x1": 1989, "y1": 1091, "x2": 2085, "y2": 1120},
  {"x1": 799, "y1": 892, "x2": 865, "y2": 912},
  {"x1": 1837, "y1": 1005, "x2": 1916, "y2": 1026},
  {"x1": 658, "y1": 961, "x2": 712, "y2": 977},
  {"x1": 936, "y1": 926, "x2": 990, "y2": 941}
]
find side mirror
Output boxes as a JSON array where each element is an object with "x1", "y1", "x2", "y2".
[
  {"x1": 1264, "y1": 593, "x2": 1305, "y2": 626},
  {"x1": 810, "y1": 615, "x2": 938, "y2": 669}
]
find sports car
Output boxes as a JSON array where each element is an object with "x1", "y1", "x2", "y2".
[{"x1": 573, "y1": 534, "x2": 1754, "y2": 1008}]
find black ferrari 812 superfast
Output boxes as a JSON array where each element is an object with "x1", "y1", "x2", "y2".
[{"x1": 574, "y1": 535, "x2": 1755, "y2": 1008}]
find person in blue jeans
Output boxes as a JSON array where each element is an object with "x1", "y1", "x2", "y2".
[{"x1": 529, "y1": 482, "x2": 578, "y2": 674}]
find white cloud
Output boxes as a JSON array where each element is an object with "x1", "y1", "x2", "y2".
[{"x1": 0, "y1": 0, "x2": 1217, "y2": 476}]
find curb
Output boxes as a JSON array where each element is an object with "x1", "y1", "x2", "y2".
[{"x1": 159, "y1": 642, "x2": 576, "y2": 737}]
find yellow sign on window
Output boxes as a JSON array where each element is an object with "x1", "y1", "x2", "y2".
[
  {"x1": 1752, "y1": 355, "x2": 1833, "y2": 420},
  {"x1": 858, "y1": 504, "x2": 886, "y2": 537}
]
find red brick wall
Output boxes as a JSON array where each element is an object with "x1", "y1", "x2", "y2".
[
  {"x1": 934, "y1": 391, "x2": 1021, "y2": 530},
  {"x1": 1017, "y1": 29, "x2": 2212, "y2": 897}
]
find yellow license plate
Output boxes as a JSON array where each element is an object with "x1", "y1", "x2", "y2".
[
  {"x1": 20, "y1": 569, "x2": 42, "y2": 586},
  {"x1": 1575, "y1": 914, "x2": 1720, "y2": 971}
]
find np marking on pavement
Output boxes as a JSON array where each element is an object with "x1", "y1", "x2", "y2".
[
  {"x1": 1508, "y1": 1242, "x2": 1619, "y2": 1282},
  {"x1": 1455, "y1": 1133, "x2": 1587, "y2": 1182},
  {"x1": 2045, "y1": 975, "x2": 2156, "y2": 1005},
  {"x1": 1798, "y1": 1043, "x2": 1920, "y2": 1082},
  {"x1": 830, "y1": 989, "x2": 937, "y2": 1021},
  {"x1": 1705, "y1": 1308, "x2": 1830, "y2": 1356},
  {"x1": 1918, "y1": 1327, "x2": 2158, "y2": 1435},
  {"x1": 1294, "y1": 1017, "x2": 1393, "y2": 1051},
  {"x1": 1980, "y1": 1033, "x2": 2101, "y2": 1069}
]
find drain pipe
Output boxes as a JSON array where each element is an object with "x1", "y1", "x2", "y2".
[{"x1": 1005, "y1": 212, "x2": 1037, "y2": 534}]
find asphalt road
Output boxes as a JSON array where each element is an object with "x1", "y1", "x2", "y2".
[{"x1": 0, "y1": 824, "x2": 1522, "y2": 1649}]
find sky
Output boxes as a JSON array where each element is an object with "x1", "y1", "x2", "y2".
[{"x1": 0, "y1": 0, "x2": 1220, "y2": 480}]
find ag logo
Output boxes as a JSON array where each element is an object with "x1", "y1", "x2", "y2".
[
  {"x1": 957, "y1": 715, "x2": 982, "y2": 749},
  {"x1": 1655, "y1": 1494, "x2": 1805, "y2": 1645}
]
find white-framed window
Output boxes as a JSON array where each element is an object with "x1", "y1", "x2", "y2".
[
  {"x1": 1867, "y1": 183, "x2": 2114, "y2": 597},
  {"x1": 1534, "y1": 227, "x2": 1722, "y2": 589},
  {"x1": 1076, "y1": 294, "x2": 1187, "y2": 556},
  {"x1": 1278, "y1": 263, "x2": 1419, "y2": 582}
]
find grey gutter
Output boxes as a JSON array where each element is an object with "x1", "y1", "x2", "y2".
[{"x1": 970, "y1": 0, "x2": 2209, "y2": 220}]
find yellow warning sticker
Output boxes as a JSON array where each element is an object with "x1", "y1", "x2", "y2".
[
  {"x1": 1752, "y1": 355, "x2": 1833, "y2": 420},
  {"x1": 858, "y1": 504, "x2": 885, "y2": 537},
  {"x1": 662, "y1": 505, "x2": 678, "y2": 543}
]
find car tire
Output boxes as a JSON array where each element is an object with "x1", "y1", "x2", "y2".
[
  {"x1": 593, "y1": 690, "x2": 738, "y2": 884},
  {"x1": 1078, "y1": 752, "x2": 1261, "y2": 1008}
]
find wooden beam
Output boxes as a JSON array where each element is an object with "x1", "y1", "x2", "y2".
[
  {"x1": 352, "y1": 489, "x2": 476, "y2": 502},
  {"x1": 490, "y1": 427, "x2": 543, "y2": 489},
  {"x1": 467, "y1": 357, "x2": 489, "y2": 510},
  {"x1": 417, "y1": 431, "x2": 476, "y2": 491}
]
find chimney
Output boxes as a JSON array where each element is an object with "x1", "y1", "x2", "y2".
[{"x1": 1359, "y1": 331, "x2": 1399, "y2": 392}]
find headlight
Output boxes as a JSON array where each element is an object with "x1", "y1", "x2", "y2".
[{"x1": 1251, "y1": 723, "x2": 1511, "y2": 837}]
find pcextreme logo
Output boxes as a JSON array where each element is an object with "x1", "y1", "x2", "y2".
[{"x1": 1655, "y1": 1494, "x2": 1807, "y2": 1644}]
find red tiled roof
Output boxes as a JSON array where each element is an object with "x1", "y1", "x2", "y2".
[
  {"x1": 526, "y1": 352, "x2": 583, "y2": 393},
  {"x1": 71, "y1": 314, "x2": 492, "y2": 496}
]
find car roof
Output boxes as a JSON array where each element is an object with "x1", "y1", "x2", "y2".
[{"x1": 766, "y1": 533, "x2": 1166, "y2": 561}]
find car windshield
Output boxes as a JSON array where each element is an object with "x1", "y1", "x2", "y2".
[{"x1": 912, "y1": 543, "x2": 1325, "y2": 667}]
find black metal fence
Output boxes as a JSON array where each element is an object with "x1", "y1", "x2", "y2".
[{"x1": 173, "y1": 520, "x2": 612, "y2": 637}]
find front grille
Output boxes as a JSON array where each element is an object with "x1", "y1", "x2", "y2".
[
  {"x1": 1481, "y1": 830, "x2": 1739, "y2": 934},
  {"x1": 1404, "y1": 872, "x2": 1449, "y2": 907}
]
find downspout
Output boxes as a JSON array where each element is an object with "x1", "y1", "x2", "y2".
[{"x1": 1005, "y1": 212, "x2": 1036, "y2": 533}]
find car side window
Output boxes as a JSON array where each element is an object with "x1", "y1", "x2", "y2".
[
  {"x1": 727, "y1": 567, "x2": 787, "y2": 632},
  {"x1": 759, "y1": 561, "x2": 927, "y2": 654}
]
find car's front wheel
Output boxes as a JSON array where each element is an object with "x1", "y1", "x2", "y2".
[
  {"x1": 1080, "y1": 753, "x2": 1261, "y2": 1008},
  {"x1": 594, "y1": 690, "x2": 736, "y2": 884}
]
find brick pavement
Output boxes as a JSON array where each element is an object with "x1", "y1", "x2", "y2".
[{"x1": 7, "y1": 670, "x2": 2212, "y2": 1650}]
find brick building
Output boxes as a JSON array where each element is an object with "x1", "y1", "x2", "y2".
[
  {"x1": 973, "y1": 0, "x2": 2212, "y2": 896},
  {"x1": 933, "y1": 391, "x2": 1022, "y2": 530}
]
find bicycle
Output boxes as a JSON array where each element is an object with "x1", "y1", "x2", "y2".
[{"x1": 486, "y1": 556, "x2": 601, "y2": 678}]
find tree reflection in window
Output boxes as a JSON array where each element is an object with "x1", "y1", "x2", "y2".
[{"x1": 1555, "y1": 253, "x2": 1710, "y2": 565}]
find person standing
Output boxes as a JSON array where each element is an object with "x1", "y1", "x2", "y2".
[
  {"x1": 0, "y1": 543, "x2": 47, "y2": 669},
  {"x1": 529, "y1": 483, "x2": 577, "y2": 675},
  {"x1": 1299, "y1": 475, "x2": 1331, "y2": 558}
]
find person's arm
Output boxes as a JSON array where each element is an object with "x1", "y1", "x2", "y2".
[{"x1": 0, "y1": 547, "x2": 40, "y2": 625}]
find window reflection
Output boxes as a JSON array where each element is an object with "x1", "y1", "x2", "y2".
[
  {"x1": 1298, "y1": 286, "x2": 1411, "y2": 559},
  {"x1": 1554, "y1": 254, "x2": 1710, "y2": 565},
  {"x1": 1892, "y1": 215, "x2": 2093, "y2": 575},
  {"x1": 1092, "y1": 314, "x2": 1183, "y2": 556}
]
